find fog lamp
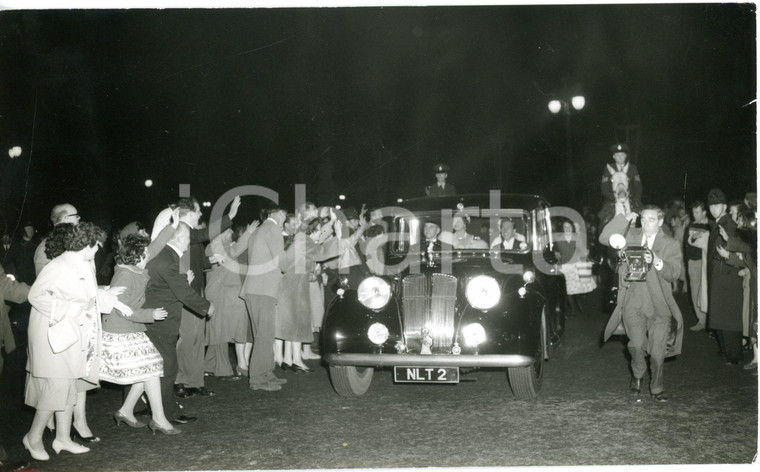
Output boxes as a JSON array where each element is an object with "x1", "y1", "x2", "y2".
[
  {"x1": 522, "y1": 270, "x2": 536, "y2": 284},
  {"x1": 367, "y1": 323, "x2": 389, "y2": 345},
  {"x1": 462, "y1": 323, "x2": 487, "y2": 347}
]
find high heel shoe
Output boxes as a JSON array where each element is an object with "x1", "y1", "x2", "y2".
[
  {"x1": 71, "y1": 427, "x2": 101, "y2": 443},
  {"x1": 235, "y1": 366, "x2": 249, "y2": 377},
  {"x1": 292, "y1": 363, "x2": 313, "y2": 373},
  {"x1": 148, "y1": 420, "x2": 182, "y2": 436},
  {"x1": 114, "y1": 411, "x2": 148, "y2": 429},
  {"x1": 280, "y1": 362, "x2": 294, "y2": 372},
  {"x1": 22, "y1": 434, "x2": 49, "y2": 461},
  {"x1": 52, "y1": 439, "x2": 90, "y2": 455}
]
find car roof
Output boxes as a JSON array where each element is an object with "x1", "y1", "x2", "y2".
[{"x1": 391, "y1": 193, "x2": 550, "y2": 214}]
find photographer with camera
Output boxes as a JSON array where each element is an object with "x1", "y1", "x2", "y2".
[{"x1": 600, "y1": 205, "x2": 684, "y2": 403}]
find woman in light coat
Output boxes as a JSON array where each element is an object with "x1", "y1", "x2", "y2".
[
  {"x1": 23, "y1": 223, "x2": 124, "y2": 460},
  {"x1": 204, "y1": 222, "x2": 257, "y2": 377}
]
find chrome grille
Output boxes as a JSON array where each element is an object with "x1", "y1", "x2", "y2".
[
  {"x1": 430, "y1": 274, "x2": 457, "y2": 348},
  {"x1": 401, "y1": 274, "x2": 428, "y2": 348},
  {"x1": 401, "y1": 273, "x2": 458, "y2": 352}
]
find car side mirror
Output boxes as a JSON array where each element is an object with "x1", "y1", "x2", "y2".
[{"x1": 543, "y1": 246, "x2": 559, "y2": 265}]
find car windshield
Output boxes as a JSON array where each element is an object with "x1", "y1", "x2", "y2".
[{"x1": 389, "y1": 209, "x2": 532, "y2": 254}]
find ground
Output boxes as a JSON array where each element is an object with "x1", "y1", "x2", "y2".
[{"x1": 0, "y1": 288, "x2": 756, "y2": 471}]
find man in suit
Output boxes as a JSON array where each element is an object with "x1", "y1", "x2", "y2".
[
  {"x1": 425, "y1": 163, "x2": 457, "y2": 197},
  {"x1": 144, "y1": 223, "x2": 214, "y2": 424},
  {"x1": 173, "y1": 196, "x2": 239, "y2": 399},
  {"x1": 600, "y1": 205, "x2": 684, "y2": 402},
  {"x1": 0, "y1": 264, "x2": 29, "y2": 472},
  {"x1": 2, "y1": 223, "x2": 38, "y2": 344},
  {"x1": 490, "y1": 218, "x2": 526, "y2": 250},
  {"x1": 3, "y1": 223, "x2": 38, "y2": 285},
  {"x1": 422, "y1": 222, "x2": 442, "y2": 252},
  {"x1": 241, "y1": 205, "x2": 288, "y2": 391},
  {"x1": 33, "y1": 203, "x2": 81, "y2": 275}
]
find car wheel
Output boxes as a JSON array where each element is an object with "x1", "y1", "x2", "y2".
[
  {"x1": 328, "y1": 365, "x2": 374, "y2": 397},
  {"x1": 507, "y1": 312, "x2": 545, "y2": 400}
]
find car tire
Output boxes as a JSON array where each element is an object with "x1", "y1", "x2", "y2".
[
  {"x1": 507, "y1": 312, "x2": 545, "y2": 400},
  {"x1": 328, "y1": 365, "x2": 374, "y2": 397}
]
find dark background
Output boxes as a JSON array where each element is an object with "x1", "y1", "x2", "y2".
[{"x1": 0, "y1": 4, "x2": 755, "y2": 235}]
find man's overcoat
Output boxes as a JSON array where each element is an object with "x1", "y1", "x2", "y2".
[{"x1": 600, "y1": 214, "x2": 684, "y2": 357}]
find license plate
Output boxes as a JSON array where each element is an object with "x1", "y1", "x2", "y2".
[{"x1": 393, "y1": 366, "x2": 459, "y2": 383}]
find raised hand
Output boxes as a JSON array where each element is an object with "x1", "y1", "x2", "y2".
[
  {"x1": 228, "y1": 196, "x2": 242, "y2": 220},
  {"x1": 247, "y1": 220, "x2": 260, "y2": 233}
]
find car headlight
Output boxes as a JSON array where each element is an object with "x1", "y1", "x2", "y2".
[
  {"x1": 465, "y1": 275, "x2": 501, "y2": 310},
  {"x1": 367, "y1": 323, "x2": 390, "y2": 345},
  {"x1": 462, "y1": 323, "x2": 487, "y2": 347},
  {"x1": 357, "y1": 276, "x2": 391, "y2": 310}
]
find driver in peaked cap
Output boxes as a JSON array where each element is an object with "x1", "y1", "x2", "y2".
[{"x1": 425, "y1": 163, "x2": 457, "y2": 197}]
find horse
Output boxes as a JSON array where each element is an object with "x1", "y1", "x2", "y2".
[{"x1": 596, "y1": 163, "x2": 642, "y2": 313}]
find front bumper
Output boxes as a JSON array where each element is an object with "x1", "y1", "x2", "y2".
[{"x1": 324, "y1": 353, "x2": 535, "y2": 368}]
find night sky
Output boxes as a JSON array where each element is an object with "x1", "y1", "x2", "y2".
[{"x1": 0, "y1": 4, "x2": 756, "y2": 235}]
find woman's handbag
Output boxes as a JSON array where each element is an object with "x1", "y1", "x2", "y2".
[{"x1": 47, "y1": 295, "x2": 79, "y2": 353}]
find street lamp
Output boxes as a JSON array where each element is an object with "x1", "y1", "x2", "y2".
[{"x1": 548, "y1": 95, "x2": 585, "y2": 207}]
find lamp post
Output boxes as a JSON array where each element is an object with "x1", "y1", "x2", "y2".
[{"x1": 548, "y1": 96, "x2": 585, "y2": 207}]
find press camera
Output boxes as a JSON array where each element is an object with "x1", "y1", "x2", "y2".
[{"x1": 609, "y1": 234, "x2": 652, "y2": 282}]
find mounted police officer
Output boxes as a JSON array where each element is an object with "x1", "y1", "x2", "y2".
[{"x1": 601, "y1": 143, "x2": 642, "y2": 206}]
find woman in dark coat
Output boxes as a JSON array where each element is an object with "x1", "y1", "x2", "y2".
[
  {"x1": 723, "y1": 209, "x2": 757, "y2": 369},
  {"x1": 706, "y1": 189, "x2": 746, "y2": 365}
]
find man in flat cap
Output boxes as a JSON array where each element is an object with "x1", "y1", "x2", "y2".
[
  {"x1": 425, "y1": 164, "x2": 457, "y2": 197},
  {"x1": 600, "y1": 144, "x2": 643, "y2": 208}
]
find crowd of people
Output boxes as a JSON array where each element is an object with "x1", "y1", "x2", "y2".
[
  {"x1": 0, "y1": 194, "x2": 396, "y2": 466},
  {"x1": 0, "y1": 148, "x2": 756, "y2": 468}
]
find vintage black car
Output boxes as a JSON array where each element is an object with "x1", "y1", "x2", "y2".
[{"x1": 322, "y1": 193, "x2": 567, "y2": 399}]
